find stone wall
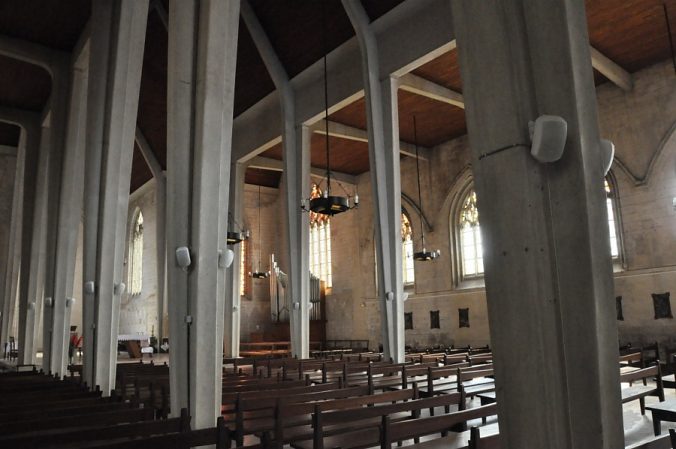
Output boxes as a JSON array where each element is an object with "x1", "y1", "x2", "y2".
[{"x1": 58, "y1": 60, "x2": 675, "y2": 353}]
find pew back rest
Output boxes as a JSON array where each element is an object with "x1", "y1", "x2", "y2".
[
  {"x1": 382, "y1": 403, "x2": 498, "y2": 446},
  {"x1": 620, "y1": 365, "x2": 659, "y2": 384},
  {"x1": 317, "y1": 391, "x2": 463, "y2": 428}
]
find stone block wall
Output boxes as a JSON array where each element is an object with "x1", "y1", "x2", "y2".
[{"x1": 54, "y1": 60, "x2": 675, "y2": 353}]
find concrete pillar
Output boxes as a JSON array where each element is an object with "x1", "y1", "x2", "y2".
[
  {"x1": 344, "y1": 1, "x2": 405, "y2": 363},
  {"x1": 46, "y1": 59, "x2": 88, "y2": 376},
  {"x1": 19, "y1": 125, "x2": 50, "y2": 366},
  {"x1": 286, "y1": 125, "x2": 310, "y2": 359},
  {"x1": 166, "y1": 0, "x2": 239, "y2": 428},
  {"x1": 1, "y1": 127, "x2": 28, "y2": 352},
  {"x1": 224, "y1": 162, "x2": 245, "y2": 358},
  {"x1": 82, "y1": 0, "x2": 148, "y2": 393},
  {"x1": 451, "y1": 1, "x2": 623, "y2": 448},
  {"x1": 37, "y1": 55, "x2": 83, "y2": 375},
  {"x1": 241, "y1": 0, "x2": 310, "y2": 358}
]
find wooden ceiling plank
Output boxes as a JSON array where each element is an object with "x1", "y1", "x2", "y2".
[
  {"x1": 398, "y1": 73, "x2": 465, "y2": 109},
  {"x1": 248, "y1": 155, "x2": 357, "y2": 185},
  {"x1": 589, "y1": 46, "x2": 633, "y2": 91},
  {"x1": 311, "y1": 119, "x2": 430, "y2": 161}
]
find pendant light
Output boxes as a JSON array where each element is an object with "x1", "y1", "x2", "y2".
[
  {"x1": 412, "y1": 116, "x2": 440, "y2": 261},
  {"x1": 226, "y1": 213, "x2": 249, "y2": 245},
  {"x1": 301, "y1": 1, "x2": 358, "y2": 216},
  {"x1": 249, "y1": 185, "x2": 270, "y2": 279}
]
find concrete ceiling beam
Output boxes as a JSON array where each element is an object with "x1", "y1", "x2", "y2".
[
  {"x1": 398, "y1": 73, "x2": 465, "y2": 109},
  {"x1": 248, "y1": 155, "x2": 358, "y2": 185},
  {"x1": 590, "y1": 46, "x2": 633, "y2": 91}
]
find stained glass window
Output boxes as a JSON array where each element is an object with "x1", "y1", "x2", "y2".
[
  {"x1": 402, "y1": 212, "x2": 415, "y2": 285},
  {"x1": 309, "y1": 184, "x2": 332, "y2": 287},
  {"x1": 129, "y1": 211, "x2": 143, "y2": 296},
  {"x1": 459, "y1": 190, "x2": 483, "y2": 278}
]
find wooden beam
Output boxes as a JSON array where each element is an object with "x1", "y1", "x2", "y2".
[
  {"x1": 590, "y1": 46, "x2": 633, "y2": 91},
  {"x1": 311, "y1": 119, "x2": 430, "y2": 160},
  {"x1": 248, "y1": 155, "x2": 358, "y2": 185},
  {"x1": 398, "y1": 73, "x2": 465, "y2": 109}
]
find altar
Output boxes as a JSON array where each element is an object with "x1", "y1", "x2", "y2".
[{"x1": 117, "y1": 334, "x2": 151, "y2": 358}]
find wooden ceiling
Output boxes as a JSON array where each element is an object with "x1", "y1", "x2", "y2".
[{"x1": 0, "y1": 0, "x2": 673, "y2": 190}]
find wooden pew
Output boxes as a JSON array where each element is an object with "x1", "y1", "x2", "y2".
[
  {"x1": 469, "y1": 426, "x2": 501, "y2": 449},
  {"x1": 230, "y1": 382, "x2": 352, "y2": 445},
  {"x1": 0, "y1": 408, "x2": 190, "y2": 449},
  {"x1": 0, "y1": 405, "x2": 155, "y2": 436},
  {"x1": 272, "y1": 388, "x2": 417, "y2": 449},
  {"x1": 620, "y1": 364, "x2": 665, "y2": 414},
  {"x1": 296, "y1": 392, "x2": 465, "y2": 449},
  {"x1": 380, "y1": 403, "x2": 498, "y2": 449}
]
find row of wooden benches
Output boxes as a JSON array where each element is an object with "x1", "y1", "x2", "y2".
[{"x1": 0, "y1": 369, "x2": 235, "y2": 449}]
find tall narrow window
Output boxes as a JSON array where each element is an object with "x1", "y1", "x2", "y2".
[
  {"x1": 459, "y1": 189, "x2": 483, "y2": 278},
  {"x1": 239, "y1": 240, "x2": 248, "y2": 296},
  {"x1": 605, "y1": 178, "x2": 620, "y2": 260},
  {"x1": 129, "y1": 211, "x2": 143, "y2": 296},
  {"x1": 309, "y1": 184, "x2": 332, "y2": 288},
  {"x1": 402, "y1": 212, "x2": 415, "y2": 285}
]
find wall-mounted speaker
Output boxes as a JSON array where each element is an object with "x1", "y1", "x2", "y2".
[{"x1": 529, "y1": 115, "x2": 568, "y2": 163}]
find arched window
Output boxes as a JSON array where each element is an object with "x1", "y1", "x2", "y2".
[
  {"x1": 605, "y1": 177, "x2": 621, "y2": 261},
  {"x1": 309, "y1": 184, "x2": 332, "y2": 288},
  {"x1": 402, "y1": 212, "x2": 415, "y2": 285},
  {"x1": 459, "y1": 189, "x2": 483, "y2": 278},
  {"x1": 129, "y1": 211, "x2": 143, "y2": 296}
]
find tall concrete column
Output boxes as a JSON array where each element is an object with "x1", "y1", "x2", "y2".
[
  {"x1": 344, "y1": 1, "x2": 404, "y2": 363},
  {"x1": 46, "y1": 56, "x2": 89, "y2": 376},
  {"x1": 224, "y1": 162, "x2": 245, "y2": 358},
  {"x1": 451, "y1": 1, "x2": 623, "y2": 448},
  {"x1": 19, "y1": 124, "x2": 50, "y2": 366},
  {"x1": 286, "y1": 125, "x2": 310, "y2": 359},
  {"x1": 166, "y1": 0, "x2": 239, "y2": 428},
  {"x1": 241, "y1": 0, "x2": 310, "y2": 358},
  {"x1": 0, "y1": 109, "x2": 39, "y2": 353},
  {"x1": 41, "y1": 58, "x2": 79, "y2": 375},
  {"x1": 0, "y1": 136, "x2": 23, "y2": 351},
  {"x1": 82, "y1": 0, "x2": 148, "y2": 393}
]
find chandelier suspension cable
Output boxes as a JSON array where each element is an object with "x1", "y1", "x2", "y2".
[
  {"x1": 322, "y1": 0, "x2": 331, "y2": 195},
  {"x1": 413, "y1": 115, "x2": 426, "y2": 249}
]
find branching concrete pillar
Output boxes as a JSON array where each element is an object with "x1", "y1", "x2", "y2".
[
  {"x1": 166, "y1": 0, "x2": 240, "y2": 428},
  {"x1": 344, "y1": 0, "x2": 405, "y2": 363},
  {"x1": 451, "y1": 1, "x2": 623, "y2": 447},
  {"x1": 82, "y1": 0, "x2": 148, "y2": 393}
]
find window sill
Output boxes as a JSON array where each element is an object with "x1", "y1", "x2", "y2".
[{"x1": 455, "y1": 277, "x2": 485, "y2": 291}]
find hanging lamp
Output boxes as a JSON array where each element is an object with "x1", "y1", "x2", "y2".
[
  {"x1": 226, "y1": 212, "x2": 249, "y2": 245},
  {"x1": 249, "y1": 185, "x2": 270, "y2": 279},
  {"x1": 411, "y1": 116, "x2": 440, "y2": 261},
  {"x1": 301, "y1": 1, "x2": 358, "y2": 216}
]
